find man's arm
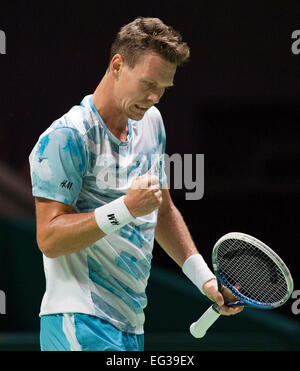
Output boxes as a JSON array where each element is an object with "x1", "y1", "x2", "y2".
[
  {"x1": 154, "y1": 187, "x2": 199, "y2": 267},
  {"x1": 35, "y1": 174, "x2": 162, "y2": 259},
  {"x1": 35, "y1": 197, "x2": 106, "y2": 258},
  {"x1": 155, "y1": 187, "x2": 243, "y2": 316}
]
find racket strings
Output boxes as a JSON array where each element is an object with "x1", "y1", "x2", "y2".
[
  {"x1": 225, "y1": 243, "x2": 284, "y2": 299},
  {"x1": 226, "y1": 243, "x2": 287, "y2": 303},
  {"x1": 217, "y1": 239, "x2": 288, "y2": 304}
]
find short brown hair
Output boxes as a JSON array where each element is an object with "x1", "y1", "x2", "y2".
[{"x1": 109, "y1": 17, "x2": 190, "y2": 68}]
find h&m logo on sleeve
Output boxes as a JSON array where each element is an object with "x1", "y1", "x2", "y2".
[
  {"x1": 60, "y1": 180, "x2": 73, "y2": 190},
  {"x1": 0, "y1": 290, "x2": 6, "y2": 314}
]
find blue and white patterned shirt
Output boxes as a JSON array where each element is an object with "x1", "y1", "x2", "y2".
[{"x1": 29, "y1": 95, "x2": 167, "y2": 334}]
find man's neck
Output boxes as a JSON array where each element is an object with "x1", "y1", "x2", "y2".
[{"x1": 92, "y1": 73, "x2": 129, "y2": 141}]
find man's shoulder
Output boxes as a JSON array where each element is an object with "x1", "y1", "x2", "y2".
[
  {"x1": 143, "y1": 106, "x2": 165, "y2": 137},
  {"x1": 50, "y1": 95, "x2": 95, "y2": 135},
  {"x1": 146, "y1": 105, "x2": 163, "y2": 121},
  {"x1": 31, "y1": 96, "x2": 94, "y2": 155},
  {"x1": 137, "y1": 106, "x2": 164, "y2": 132}
]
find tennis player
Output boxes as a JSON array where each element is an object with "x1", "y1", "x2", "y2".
[{"x1": 29, "y1": 17, "x2": 242, "y2": 351}]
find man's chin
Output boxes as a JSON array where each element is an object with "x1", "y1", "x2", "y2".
[{"x1": 128, "y1": 111, "x2": 146, "y2": 121}]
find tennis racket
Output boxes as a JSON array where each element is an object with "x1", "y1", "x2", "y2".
[{"x1": 190, "y1": 232, "x2": 294, "y2": 338}]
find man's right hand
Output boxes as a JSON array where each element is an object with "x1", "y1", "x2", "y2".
[{"x1": 124, "y1": 174, "x2": 163, "y2": 217}]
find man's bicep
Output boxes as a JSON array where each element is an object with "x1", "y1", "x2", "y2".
[{"x1": 35, "y1": 197, "x2": 76, "y2": 235}]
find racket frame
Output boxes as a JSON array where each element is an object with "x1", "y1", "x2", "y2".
[{"x1": 212, "y1": 232, "x2": 294, "y2": 309}]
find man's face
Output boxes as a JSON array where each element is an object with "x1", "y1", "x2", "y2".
[{"x1": 113, "y1": 51, "x2": 177, "y2": 120}]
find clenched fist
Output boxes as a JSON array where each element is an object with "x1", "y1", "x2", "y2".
[{"x1": 124, "y1": 174, "x2": 163, "y2": 217}]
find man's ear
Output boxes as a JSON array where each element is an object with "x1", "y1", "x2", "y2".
[{"x1": 109, "y1": 54, "x2": 124, "y2": 79}]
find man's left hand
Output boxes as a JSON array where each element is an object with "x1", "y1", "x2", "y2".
[{"x1": 202, "y1": 278, "x2": 244, "y2": 316}]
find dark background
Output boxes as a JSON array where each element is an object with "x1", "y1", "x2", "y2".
[{"x1": 0, "y1": 0, "x2": 300, "y2": 332}]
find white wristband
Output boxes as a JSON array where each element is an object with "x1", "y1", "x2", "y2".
[
  {"x1": 182, "y1": 254, "x2": 216, "y2": 294},
  {"x1": 94, "y1": 196, "x2": 135, "y2": 235}
]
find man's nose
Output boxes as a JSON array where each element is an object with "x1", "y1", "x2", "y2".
[
  {"x1": 148, "y1": 88, "x2": 164, "y2": 104},
  {"x1": 148, "y1": 93, "x2": 160, "y2": 104}
]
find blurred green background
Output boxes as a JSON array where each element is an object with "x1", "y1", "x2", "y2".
[{"x1": 0, "y1": 216, "x2": 299, "y2": 351}]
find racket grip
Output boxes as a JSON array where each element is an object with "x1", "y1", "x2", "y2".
[{"x1": 190, "y1": 304, "x2": 221, "y2": 338}]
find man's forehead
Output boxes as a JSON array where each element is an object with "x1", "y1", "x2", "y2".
[
  {"x1": 135, "y1": 51, "x2": 175, "y2": 68},
  {"x1": 134, "y1": 51, "x2": 177, "y2": 84}
]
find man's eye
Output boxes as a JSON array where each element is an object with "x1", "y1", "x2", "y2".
[{"x1": 142, "y1": 81, "x2": 154, "y2": 89}]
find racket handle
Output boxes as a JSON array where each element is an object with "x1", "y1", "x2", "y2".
[{"x1": 190, "y1": 304, "x2": 221, "y2": 338}]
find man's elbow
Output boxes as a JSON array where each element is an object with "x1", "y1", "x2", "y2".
[{"x1": 37, "y1": 233, "x2": 59, "y2": 259}]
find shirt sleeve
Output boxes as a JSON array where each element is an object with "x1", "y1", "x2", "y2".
[{"x1": 29, "y1": 127, "x2": 88, "y2": 206}]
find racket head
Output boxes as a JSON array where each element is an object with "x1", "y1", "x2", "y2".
[{"x1": 212, "y1": 232, "x2": 294, "y2": 309}]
